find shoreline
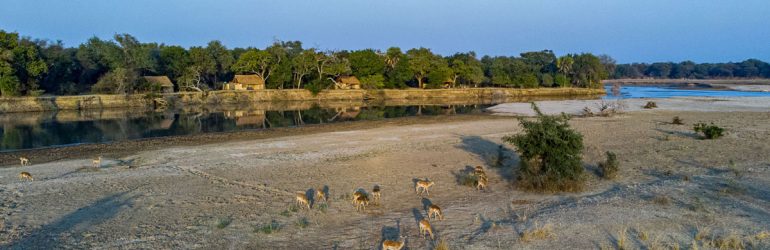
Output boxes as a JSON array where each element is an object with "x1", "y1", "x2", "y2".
[
  {"x1": 2, "y1": 109, "x2": 768, "y2": 248},
  {"x1": 0, "y1": 88, "x2": 604, "y2": 113},
  {"x1": 0, "y1": 113, "x2": 508, "y2": 167}
]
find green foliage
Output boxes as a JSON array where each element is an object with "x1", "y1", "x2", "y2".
[
  {"x1": 0, "y1": 29, "x2": 652, "y2": 96},
  {"x1": 503, "y1": 103, "x2": 585, "y2": 192},
  {"x1": 360, "y1": 74, "x2": 385, "y2": 89},
  {"x1": 295, "y1": 217, "x2": 310, "y2": 229},
  {"x1": 540, "y1": 74, "x2": 554, "y2": 87},
  {"x1": 672, "y1": 116, "x2": 684, "y2": 125},
  {"x1": 643, "y1": 101, "x2": 658, "y2": 109},
  {"x1": 348, "y1": 49, "x2": 385, "y2": 77},
  {"x1": 449, "y1": 52, "x2": 484, "y2": 87},
  {"x1": 693, "y1": 122, "x2": 724, "y2": 139},
  {"x1": 598, "y1": 151, "x2": 619, "y2": 179},
  {"x1": 256, "y1": 220, "x2": 282, "y2": 234},
  {"x1": 216, "y1": 217, "x2": 232, "y2": 229},
  {"x1": 304, "y1": 78, "x2": 328, "y2": 95},
  {"x1": 554, "y1": 74, "x2": 570, "y2": 87}
]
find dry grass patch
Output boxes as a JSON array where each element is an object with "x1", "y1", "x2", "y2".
[
  {"x1": 519, "y1": 222, "x2": 553, "y2": 243},
  {"x1": 434, "y1": 239, "x2": 450, "y2": 250}
]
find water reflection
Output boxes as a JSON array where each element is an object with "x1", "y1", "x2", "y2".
[
  {"x1": 0, "y1": 103, "x2": 490, "y2": 151},
  {"x1": 0, "y1": 96, "x2": 600, "y2": 151}
]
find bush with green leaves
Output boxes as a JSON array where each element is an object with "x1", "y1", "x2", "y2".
[
  {"x1": 598, "y1": 151, "x2": 619, "y2": 179},
  {"x1": 693, "y1": 122, "x2": 724, "y2": 139},
  {"x1": 503, "y1": 103, "x2": 585, "y2": 192},
  {"x1": 672, "y1": 116, "x2": 684, "y2": 125},
  {"x1": 643, "y1": 101, "x2": 658, "y2": 109}
]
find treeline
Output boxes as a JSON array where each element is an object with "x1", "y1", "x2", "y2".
[
  {"x1": 0, "y1": 30, "x2": 612, "y2": 96},
  {"x1": 613, "y1": 60, "x2": 770, "y2": 79}
]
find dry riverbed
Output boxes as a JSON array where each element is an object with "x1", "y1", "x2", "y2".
[{"x1": 1, "y1": 100, "x2": 769, "y2": 249}]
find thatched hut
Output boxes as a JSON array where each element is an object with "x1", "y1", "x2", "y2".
[
  {"x1": 143, "y1": 76, "x2": 174, "y2": 93},
  {"x1": 335, "y1": 76, "x2": 361, "y2": 90},
  {"x1": 225, "y1": 75, "x2": 265, "y2": 90}
]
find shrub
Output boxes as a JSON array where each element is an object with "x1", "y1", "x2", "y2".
[
  {"x1": 216, "y1": 217, "x2": 232, "y2": 229},
  {"x1": 256, "y1": 220, "x2": 282, "y2": 234},
  {"x1": 459, "y1": 173, "x2": 479, "y2": 187},
  {"x1": 360, "y1": 74, "x2": 385, "y2": 89},
  {"x1": 693, "y1": 122, "x2": 724, "y2": 139},
  {"x1": 598, "y1": 151, "x2": 619, "y2": 179},
  {"x1": 672, "y1": 116, "x2": 684, "y2": 125},
  {"x1": 503, "y1": 103, "x2": 585, "y2": 192},
  {"x1": 643, "y1": 101, "x2": 658, "y2": 109},
  {"x1": 295, "y1": 217, "x2": 310, "y2": 228}
]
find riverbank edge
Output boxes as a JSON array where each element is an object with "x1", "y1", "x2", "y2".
[{"x1": 0, "y1": 88, "x2": 604, "y2": 113}]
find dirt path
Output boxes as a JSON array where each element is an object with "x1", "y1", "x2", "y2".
[{"x1": 1, "y1": 110, "x2": 769, "y2": 249}]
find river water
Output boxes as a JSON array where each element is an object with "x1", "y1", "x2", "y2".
[{"x1": 2, "y1": 85, "x2": 768, "y2": 151}]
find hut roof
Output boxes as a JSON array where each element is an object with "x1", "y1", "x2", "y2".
[
  {"x1": 233, "y1": 75, "x2": 265, "y2": 85},
  {"x1": 338, "y1": 76, "x2": 361, "y2": 85},
  {"x1": 143, "y1": 76, "x2": 174, "y2": 87}
]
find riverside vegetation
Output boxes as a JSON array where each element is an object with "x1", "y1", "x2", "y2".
[{"x1": 0, "y1": 30, "x2": 609, "y2": 97}]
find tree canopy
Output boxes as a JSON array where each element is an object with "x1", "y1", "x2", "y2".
[{"x1": 12, "y1": 29, "x2": 766, "y2": 96}]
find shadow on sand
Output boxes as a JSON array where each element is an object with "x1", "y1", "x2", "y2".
[
  {"x1": 7, "y1": 191, "x2": 134, "y2": 249},
  {"x1": 457, "y1": 135, "x2": 519, "y2": 181}
]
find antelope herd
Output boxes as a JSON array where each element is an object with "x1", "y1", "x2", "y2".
[
  {"x1": 10, "y1": 154, "x2": 490, "y2": 247},
  {"x1": 290, "y1": 165, "x2": 490, "y2": 247},
  {"x1": 13, "y1": 156, "x2": 110, "y2": 183}
]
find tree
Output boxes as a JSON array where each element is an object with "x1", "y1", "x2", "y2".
[
  {"x1": 348, "y1": 49, "x2": 385, "y2": 78},
  {"x1": 291, "y1": 49, "x2": 316, "y2": 88},
  {"x1": 360, "y1": 74, "x2": 385, "y2": 89},
  {"x1": 646, "y1": 62, "x2": 673, "y2": 78},
  {"x1": 406, "y1": 48, "x2": 436, "y2": 88},
  {"x1": 503, "y1": 103, "x2": 585, "y2": 192},
  {"x1": 205, "y1": 40, "x2": 233, "y2": 85},
  {"x1": 448, "y1": 52, "x2": 484, "y2": 87},
  {"x1": 571, "y1": 53, "x2": 607, "y2": 88},
  {"x1": 0, "y1": 30, "x2": 48, "y2": 95},
  {"x1": 232, "y1": 49, "x2": 273, "y2": 80},
  {"x1": 159, "y1": 45, "x2": 190, "y2": 82},
  {"x1": 521, "y1": 50, "x2": 556, "y2": 73},
  {"x1": 188, "y1": 46, "x2": 216, "y2": 86}
]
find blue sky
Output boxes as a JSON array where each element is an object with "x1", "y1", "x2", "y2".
[{"x1": 3, "y1": 0, "x2": 769, "y2": 63}]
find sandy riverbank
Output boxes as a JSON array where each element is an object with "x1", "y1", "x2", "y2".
[{"x1": 1, "y1": 100, "x2": 769, "y2": 249}]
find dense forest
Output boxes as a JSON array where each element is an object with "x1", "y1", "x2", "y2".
[
  {"x1": 612, "y1": 60, "x2": 770, "y2": 79},
  {"x1": 0, "y1": 30, "x2": 613, "y2": 97}
]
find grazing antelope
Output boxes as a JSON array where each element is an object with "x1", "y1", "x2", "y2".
[
  {"x1": 296, "y1": 192, "x2": 311, "y2": 209},
  {"x1": 476, "y1": 176, "x2": 488, "y2": 191},
  {"x1": 19, "y1": 157, "x2": 29, "y2": 166},
  {"x1": 352, "y1": 190, "x2": 366, "y2": 205},
  {"x1": 354, "y1": 195, "x2": 370, "y2": 212},
  {"x1": 474, "y1": 165, "x2": 485, "y2": 174},
  {"x1": 415, "y1": 179, "x2": 435, "y2": 196},
  {"x1": 372, "y1": 185, "x2": 381, "y2": 204},
  {"x1": 19, "y1": 172, "x2": 33, "y2": 181},
  {"x1": 382, "y1": 236, "x2": 407, "y2": 250},
  {"x1": 418, "y1": 219, "x2": 434, "y2": 239},
  {"x1": 428, "y1": 204, "x2": 444, "y2": 220},
  {"x1": 92, "y1": 156, "x2": 102, "y2": 168},
  {"x1": 315, "y1": 189, "x2": 327, "y2": 204}
]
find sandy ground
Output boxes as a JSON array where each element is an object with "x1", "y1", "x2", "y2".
[
  {"x1": 1, "y1": 102, "x2": 770, "y2": 249},
  {"x1": 488, "y1": 97, "x2": 770, "y2": 116}
]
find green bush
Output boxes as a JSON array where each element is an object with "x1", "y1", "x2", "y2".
[
  {"x1": 693, "y1": 122, "x2": 724, "y2": 139},
  {"x1": 503, "y1": 103, "x2": 585, "y2": 192},
  {"x1": 672, "y1": 116, "x2": 684, "y2": 125},
  {"x1": 598, "y1": 151, "x2": 619, "y2": 179},
  {"x1": 360, "y1": 74, "x2": 385, "y2": 89},
  {"x1": 643, "y1": 101, "x2": 658, "y2": 109},
  {"x1": 256, "y1": 220, "x2": 282, "y2": 234}
]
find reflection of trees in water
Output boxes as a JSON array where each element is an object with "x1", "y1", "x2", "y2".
[
  {"x1": 1, "y1": 125, "x2": 23, "y2": 150},
  {"x1": 0, "y1": 104, "x2": 491, "y2": 150}
]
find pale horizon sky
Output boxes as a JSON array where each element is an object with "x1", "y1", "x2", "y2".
[{"x1": 3, "y1": 0, "x2": 769, "y2": 63}]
